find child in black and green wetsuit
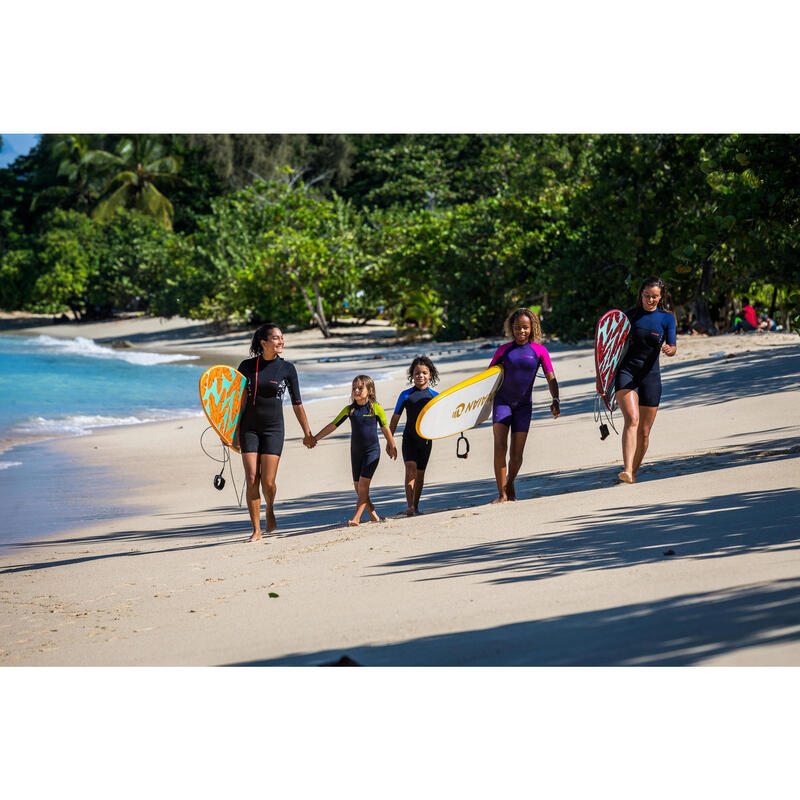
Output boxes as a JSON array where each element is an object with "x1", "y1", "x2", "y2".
[{"x1": 312, "y1": 375, "x2": 397, "y2": 527}]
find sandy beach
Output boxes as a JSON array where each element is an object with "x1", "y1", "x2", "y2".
[{"x1": 1, "y1": 315, "x2": 799, "y2": 666}]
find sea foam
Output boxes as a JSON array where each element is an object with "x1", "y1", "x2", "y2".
[
  {"x1": 13, "y1": 409, "x2": 201, "y2": 437},
  {"x1": 32, "y1": 335, "x2": 198, "y2": 365}
]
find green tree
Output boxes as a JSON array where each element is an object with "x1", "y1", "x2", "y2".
[
  {"x1": 30, "y1": 210, "x2": 96, "y2": 318},
  {"x1": 92, "y1": 135, "x2": 185, "y2": 230},
  {"x1": 30, "y1": 134, "x2": 105, "y2": 213}
]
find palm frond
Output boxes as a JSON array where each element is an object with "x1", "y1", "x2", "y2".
[
  {"x1": 135, "y1": 183, "x2": 174, "y2": 230},
  {"x1": 93, "y1": 183, "x2": 136, "y2": 222},
  {"x1": 145, "y1": 156, "x2": 180, "y2": 174},
  {"x1": 100, "y1": 171, "x2": 139, "y2": 195}
]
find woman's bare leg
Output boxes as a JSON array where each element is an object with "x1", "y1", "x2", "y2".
[
  {"x1": 259, "y1": 454, "x2": 281, "y2": 533},
  {"x1": 492, "y1": 423, "x2": 510, "y2": 502},
  {"x1": 616, "y1": 389, "x2": 640, "y2": 483},
  {"x1": 632, "y1": 406, "x2": 658, "y2": 477},
  {"x1": 242, "y1": 451, "x2": 262, "y2": 541}
]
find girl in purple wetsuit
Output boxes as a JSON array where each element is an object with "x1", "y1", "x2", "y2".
[
  {"x1": 489, "y1": 308, "x2": 560, "y2": 503},
  {"x1": 614, "y1": 276, "x2": 677, "y2": 484}
]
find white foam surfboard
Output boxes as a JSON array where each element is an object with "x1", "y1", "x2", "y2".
[{"x1": 415, "y1": 366, "x2": 503, "y2": 440}]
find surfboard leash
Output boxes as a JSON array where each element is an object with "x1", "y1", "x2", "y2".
[
  {"x1": 200, "y1": 426, "x2": 246, "y2": 506},
  {"x1": 593, "y1": 394, "x2": 620, "y2": 440}
]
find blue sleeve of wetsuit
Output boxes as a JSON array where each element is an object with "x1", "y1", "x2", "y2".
[
  {"x1": 394, "y1": 388, "x2": 412, "y2": 415},
  {"x1": 664, "y1": 313, "x2": 677, "y2": 347}
]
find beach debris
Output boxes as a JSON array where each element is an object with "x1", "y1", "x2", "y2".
[
  {"x1": 268, "y1": 592, "x2": 279, "y2": 598},
  {"x1": 110, "y1": 339, "x2": 134, "y2": 349},
  {"x1": 662, "y1": 549, "x2": 676, "y2": 556},
  {"x1": 320, "y1": 655, "x2": 361, "y2": 666}
]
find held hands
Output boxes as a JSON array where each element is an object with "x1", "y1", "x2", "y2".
[
  {"x1": 303, "y1": 433, "x2": 316, "y2": 449},
  {"x1": 386, "y1": 442, "x2": 398, "y2": 459},
  {"x1": 662, "y1": 343, "x2": 677, "y2": 356},
  {"x1": 550, "y1": 398, "x2": 561, "y2": 419}
]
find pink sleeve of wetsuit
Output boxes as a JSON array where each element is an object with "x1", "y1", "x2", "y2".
[
  {"x1": 531, "y1": 343, "x2": 554, "y2": 374},
  {"x1": 489, "y1": 342, "x2": 513, "y2": 367}
]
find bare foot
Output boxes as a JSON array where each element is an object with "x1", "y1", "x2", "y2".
[
  {"x1": 247, "y1": 531, "x2": 262, "y2": 542},
  {"x1": 618, "y1": 471, "x2": 636, "y2": 484},
  {"x1": 404, "y1": 508, "x2": 415, "y2": 517},
  {"x1": 347, "y1": 519, "x2": 360, "y2": 527},
  {"x1": 505, "y1": 482, "x2": 517, "y2": 501},
  {"x1": 369, "y1": 509, "x2": 384, "y2": 522},
  {"x1": 265, "y1": 509, "x2": 277, "y2": 533},
  {"x1": 491, "y1": 494, "x2": 508, "y2": 504},
  {"x1": 413, "y1": 507, "x2": 422, "y2": 515}
]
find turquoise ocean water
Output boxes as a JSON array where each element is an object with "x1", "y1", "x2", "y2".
[{"x1": 0, "y1": 333, "x2": 394, "y2": 548}]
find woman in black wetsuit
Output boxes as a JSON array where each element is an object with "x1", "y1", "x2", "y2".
[
  {"x1": 237, "y1": 323, "x2": 315, "y2": 541},
  {"x1": 614, "y1": 277, "x2": 677, "y2": 484}
]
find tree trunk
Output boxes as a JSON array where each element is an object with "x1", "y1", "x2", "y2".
[
  {"x1": 769, "y1": 285, "x2": 778, "y2": 318},
  {"x1": 312, "y1": 279, "x2": 330, "y2": 337},
  {"x1": 690, "y1": 258, "x2": 719, "y2": 335},
  {"x1": 287, "y1": 269, "x2": 330, "y2": 337}
]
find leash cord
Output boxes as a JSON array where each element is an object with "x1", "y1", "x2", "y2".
[{"x1": 200, "y1": 426, "x2": 246, "y2": 507}]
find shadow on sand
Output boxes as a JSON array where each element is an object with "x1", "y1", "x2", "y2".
[
  {"x1": 229, "y1": 576, "x2": 800, "y2": 666},
  {"x1": 2, "y1": 436, "x2": 797, "y2": 577}
]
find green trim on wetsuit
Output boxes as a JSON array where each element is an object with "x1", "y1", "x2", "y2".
[
  {"x1": 332, "y1": 401, "x2": 387, "y2": 482},
  {"x1": 333, "y1": 402, "x2": 387, "y2": 428}
]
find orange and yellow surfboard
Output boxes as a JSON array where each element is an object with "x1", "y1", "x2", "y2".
[{"x1": 199, "y1": 365, "x2": 247, "y2": 453}]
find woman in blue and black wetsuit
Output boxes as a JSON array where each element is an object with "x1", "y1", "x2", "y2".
[
  {"x1": 237, "y1": 323, "x2": 315, "y2": 541},
  {"x1": 615, "y1": 277, "x2": 677, "y2": 484}
]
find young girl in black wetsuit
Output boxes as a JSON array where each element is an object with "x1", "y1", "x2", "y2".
[
  {"x1": 237, "y1": 323, "x2": 315, "y2": 542},
  {"x1": 389, "y1": 356, "x2": 440, "y2": 516},
  {"x1": 312, "y1": 375, "x2": 397, "y2": 527},
  {"x1": 614, "y1": 277, "x2": 677, "y2": 484}
]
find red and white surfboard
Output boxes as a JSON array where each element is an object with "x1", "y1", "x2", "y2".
[{"x1": 594, "y1": 310, "x2": 631, "y2": 411}]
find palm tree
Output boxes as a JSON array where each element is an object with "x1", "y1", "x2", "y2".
[
  {"x1": 92, "y1": 135, "x2": 185, "y2": 230},
  {"x1": 31, "y1": 134, "x2": 104, "y2": 212}
]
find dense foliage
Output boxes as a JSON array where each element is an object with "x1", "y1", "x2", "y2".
[{"x1": 1, "y1": 134, "x2": 798, "y2": 338}]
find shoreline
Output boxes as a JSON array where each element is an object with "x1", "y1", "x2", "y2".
[{"x1": 1, "y1": 315, "x2": 799, "y2": 665}]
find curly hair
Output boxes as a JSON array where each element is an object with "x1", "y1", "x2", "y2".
[
  {"x1": 503, "y1": 308, "x2": 542, "y2": 344},
  {"x1": 249, "y1": 322, "x2": 281, "y2": 356},
  {"x1": 407, "y1": 355, "x2": 440, "y2": 386}
]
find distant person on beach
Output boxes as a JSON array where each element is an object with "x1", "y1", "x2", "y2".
[
  {"x1": 488, "y1": 308, "x2": 560, "y2": 503},
  {"x1": 614, "y1": 277, "x2": 677, "y2": 484},
  {"x1": 389, "y1": 355, "x2": 440, "y2": 516},
  {"x1": 236, "y1": 323, "x2": 315, "y2": 542},
  {"x1": 312, "y1": 374, "x2": 397, "y2": 526},
  {"x1": 731, "y1": 298, "x2": 758, "y2": 332},
  {"x1": 759, "y1": 312, "x2": 778, "y2": 332}
]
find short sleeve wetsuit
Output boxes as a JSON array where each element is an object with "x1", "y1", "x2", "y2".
[
  {"x1": 393, "y1": 386, "x2": 438, "y2": 470},
  {"x1": 332, "y1": 401, "x2": 389, "y2": 482},
  {"x1": 489, "y1": 341, "x2": 554, "y2": 433},
  {"x1": 614, "y1": 307, "x2": 676, "y2": 407},
  {"x1": 237, "y1": 355, "x2": 302, "y2": 455}
]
